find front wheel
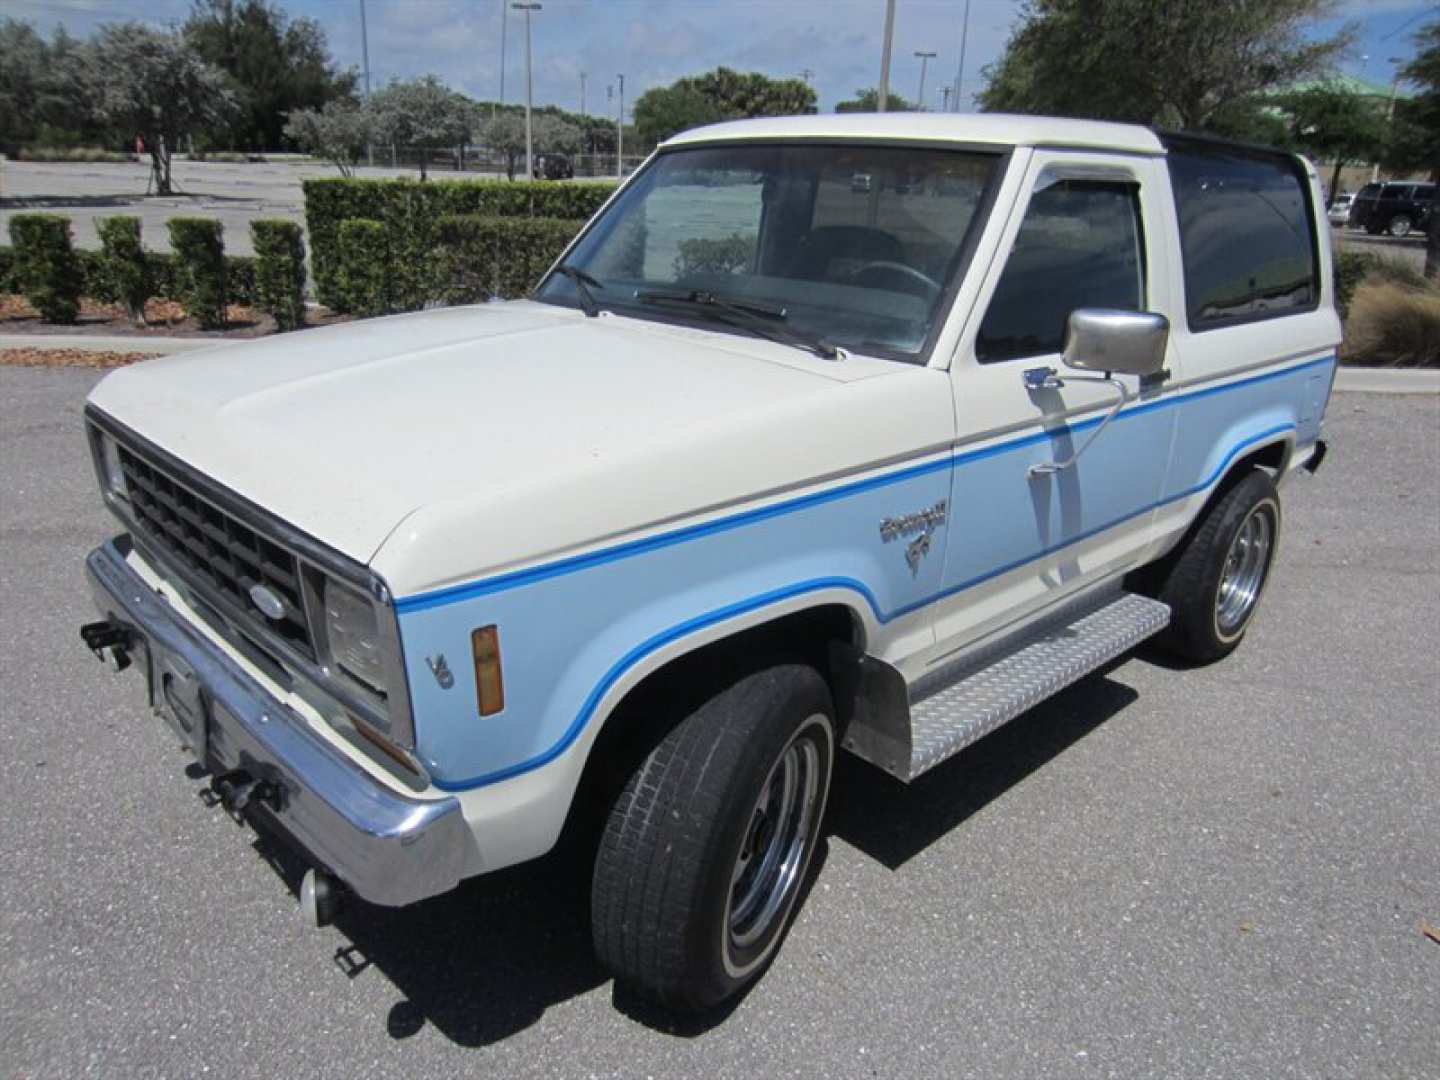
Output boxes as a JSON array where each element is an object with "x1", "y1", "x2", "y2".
[
  {"x1": 1151, "y1": 469, "x2": 1281, "y2": 663},
  {"x1": 592, "y1": 664, "x2": 834, "y2": 1011}
]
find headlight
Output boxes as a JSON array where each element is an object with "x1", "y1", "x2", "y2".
[
  {"x1": 99, "y1": 434, "x2": 128, "y2": 500},
  {"x1": 324, "y1": 581, "x2": 386, "y2": 697}
]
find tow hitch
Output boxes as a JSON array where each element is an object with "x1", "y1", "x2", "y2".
[
  {"x1": 81, "y1": 619, "x2": 131, "y2": 672},
  {"x1": 212, "y1": 768, "x2": 281, "y2": 813}
]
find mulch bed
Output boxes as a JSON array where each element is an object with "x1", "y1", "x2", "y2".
[
  {"x1": 0, "y1": 347, "x2": 158, "y2": 368},
  {"x1": 0, "y1": 294, "x2": 350, "y2": 337}
]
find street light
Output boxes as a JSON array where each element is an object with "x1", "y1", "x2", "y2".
[
  {"x1": 915, "y1": 50, "x2": 937, "y2": 112},
  {"x1": 616, "y1": 73, "x2": 625, "y2": 179},
  {"x1": 952, "y1": 0, "x2": 971, "y2": 112},
  {"x1": 877, "y1": 0, "x2": 896, "y2": 112},
  {"x1": 359, "y1": 0, "x2": 373, "y2": 165},
  {"x1": 512, "y1": 2, "x2": 541, "y2": 179},
  {"x1": 1373, "y1": 56, "x2": 1406, "y2": 183}
]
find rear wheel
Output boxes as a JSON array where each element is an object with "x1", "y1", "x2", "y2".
[
  {"x1": 1387, "y1": 214, "x2": 1414, "y2": 238},
  {"x1": 1151, "y1": 469, "x2": 1281, "y2": 663},
  {"x1": 592, "y1": 663, "x2": 834, "y2": 1011}
]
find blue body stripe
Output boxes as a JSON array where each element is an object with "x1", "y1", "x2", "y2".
[
  {"x1": 396, "y1": 354, "x2": 1333, "y2": 615},
  {"x1": 420, "y1": 354, "x2": 1331, "y2": 792}
]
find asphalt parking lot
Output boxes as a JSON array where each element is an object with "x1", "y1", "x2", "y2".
[
  {"x1": 0, "y1": 158, "x2": 460, "y2": 256},
  {"x1": 1, "y1": 365, "x2": 1436, "y2": 1078}
]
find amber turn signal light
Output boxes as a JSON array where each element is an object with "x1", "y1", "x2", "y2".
[{"x1": 472, "y1": 625, "x2": 505, "y2": 716}]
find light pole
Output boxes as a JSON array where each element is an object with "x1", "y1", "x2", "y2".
[
  {"x1": 499, "y1": 1, "x2": 508, "y2": 104},
  {"x1": 915, "y1": 50, "x2": 937, "y2": 111},
  {"x1": 512, "y1": 2, "x2": 541, "y2": 179},
  {"x1": 1372, "y1": 56, "x2": 1406, "y2": 183},
  {"x1": 952, "y1": 0, "x2": 971, "y2": 111},
  {"x1": 877, "y1": 0, "x2": 896, "y2": 112},
  {"x1": 616, "y1": 73, "x2": 625, "y2": 179},
  {"x1": 359, "y1": 0, "x2": 373, "y2": 165},
  {"x1": 580, "y1": 71, "x2": 587, "y2": 117}
]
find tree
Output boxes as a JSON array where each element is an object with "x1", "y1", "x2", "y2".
[
  {"x1": 979, "y1": 0, "x2": 1352, "y2": 131},
  {"x1": 366, "y1": 75, "x2": 471, "y2": 180},
  {"x1": 184, "y1": 0, "x2": 356, "y2": 152},
  {"x1": 284, "y1": 100, "x2": 370, "y2": 176},
  {"x1": 481, "y1": 112, "x2": 527, "y2": 180},
  {"x1": 1385, "y1": 21, "x2": 1439, "y2": 179},
  {"x1": 634, "y1": 85, "x2": 726, "y2": 147},
  {"x1": 633, "y1": 67, "x2": 816, "y2": 146},
  {"x1": 534, "y1": 113, "x2": 582, "y2": 156},
  {"x1": 83, "y1": 24, "x2": 236, "y2": 194},
  {"x1": 834, "y1": 87, "x2": 917, "y2": 113},
  {"x1": 0, "y1": 21, "x2": 104, "y2": 147},
  {"x1": 1384, "y1": 19, "x2": 1440, "y2": 281},
  {"x1": 1271, "y1": 83, "x2": 1385, "y2": 205}
]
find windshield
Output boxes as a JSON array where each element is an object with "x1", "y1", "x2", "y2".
[{"x1": 536, "y1": 142, "x2": 1001, "y2": 362}]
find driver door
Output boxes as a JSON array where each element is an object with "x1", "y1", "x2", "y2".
[{"x1": 928, "y1": 149, "x2": 1180, "y2": 662}]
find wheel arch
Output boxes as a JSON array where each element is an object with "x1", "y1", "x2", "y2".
[{"x1": 553, "y1": 592, "x2": 870, "y2": 858}]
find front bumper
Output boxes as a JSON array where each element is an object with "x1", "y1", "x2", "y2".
[{"x1": 86, "y1": 537, "x2": 469, "y2": 907}]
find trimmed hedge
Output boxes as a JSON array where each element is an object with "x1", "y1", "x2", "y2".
[
  {"x1": 436, "y1": 214, "x2": 582, "y2": 303},
  {"x1": 0, "y1": 246, "x2": 256, "y2": 308},
  {"x1": 8, "y1": 213, "x2": 83, "y2": 323},
  {"x1": 304, "y1": 176, "x2": 614, "y2": 311},
  {"x1": 251, "y1": 219, "x2": 307, "y2": 331},
  {"x1": 96, "y1": 216, "x2": 151, "y2": 325},
  {"x1": 168, "y1": 218, "x2": 227, "y2": 329},
  {"x1": 337, "y1": 219, "x2": 390, "y2": 317}
]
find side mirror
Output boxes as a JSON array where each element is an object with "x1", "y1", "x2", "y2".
[{"x1": 1061, "y1": 308, "x2": 1169, "y2": 378}]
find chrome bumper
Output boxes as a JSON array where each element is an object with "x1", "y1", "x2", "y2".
[{"x1": 85, "y1": 537, "x2": 468, "y2": 907}]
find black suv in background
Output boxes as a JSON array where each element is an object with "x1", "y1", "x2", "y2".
[{"x1": 1346, "y1": 181, "x2": 1435, "y2": 237}]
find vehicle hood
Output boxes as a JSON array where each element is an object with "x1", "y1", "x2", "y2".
[{"x1": 89, "y1": 302, "x2": 939, "y2": 589}]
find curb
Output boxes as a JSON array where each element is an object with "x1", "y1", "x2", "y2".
[
  {"x1": 0, "y1": 334, "x2": 231, "y2": 355},
  {"x1": 1333, "y1": 367, "x2": 1440, "y2": 395}
]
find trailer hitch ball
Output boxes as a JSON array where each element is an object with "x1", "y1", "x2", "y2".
[{"x1": 301, "y1": 868, "x2": 343, "y2": 928}]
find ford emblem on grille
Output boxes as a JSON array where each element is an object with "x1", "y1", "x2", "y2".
[{"x1": 249, "y1": 583, "x2": 286, "y2": 620}]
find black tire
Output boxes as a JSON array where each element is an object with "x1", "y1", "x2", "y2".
[
  {"x1": 592, "y1": 663, "x2": 834, "y2": 1011},
  {"x1": 1387, "y1": 214, "x2": 1413, "y2": 238},
  {"x1": 1152, "y1": 469, "x2": 1281, "y2": 663}
]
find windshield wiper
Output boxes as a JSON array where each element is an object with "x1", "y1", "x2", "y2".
[
  {"x1": 635, "y1": 288, "x2": 839, "y2": 360},
  {"x1": 554, "y1": 264, "x2": 603, "y2": 317}
]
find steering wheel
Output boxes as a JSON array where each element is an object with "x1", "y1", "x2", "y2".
[{"x1": 850, "y1": 260, "x2": 943, "y2": 303}]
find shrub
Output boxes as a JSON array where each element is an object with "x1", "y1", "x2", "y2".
[
  {"x1": 251, "y1": 219, "x2": 307, "y2": 331},
  {"x1": 337, "y1": 218, "x2": 389, "y2": 317},
  {"x1": 435, "y1": 215, "x2": 582, "y2": 303},
  {"x1": 1341, "y1": 279, "x2": 1440, "y2": 367},
  {"x1": 303, "y1": 176, "x2": 614, "y2": 310},
  {"x1": 7, "y1": 213, "x2": 83, "y2": 323},
  {"x1": 16, "y1": 147, "x2": 134, "y2": 163},
  {"x1": 674, "y1": 232, "x2": 755, "y2": 277},
  {"x1": 0, "y1": 245, "x2": 257, "y2": 309},
  {"x1": 95, "y1": 216, "x2": 151, "y2": 325},
  {"x1": 167, "y1": 217, "x2": 227, "y2": 328}
]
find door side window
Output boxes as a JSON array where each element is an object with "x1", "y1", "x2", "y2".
[{"x1": 976, "y1": 180, "x2": 1144, "y2": 363}]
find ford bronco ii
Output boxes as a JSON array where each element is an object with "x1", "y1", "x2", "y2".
[{"x1": 82, "y1": 114, "x2": 1337, "y2": 1010}]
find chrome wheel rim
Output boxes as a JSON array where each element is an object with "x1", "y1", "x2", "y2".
[
  {"x1": 727, "y1": 725, "x2": 822, "y2": 953},
  {"x1": 1216, "y1": 508, "x2": 1272, "y2": 635}
]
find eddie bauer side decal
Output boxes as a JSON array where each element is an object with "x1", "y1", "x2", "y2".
[{"x1": 880, "y1": 500, "x2": 948, "y2": 574}]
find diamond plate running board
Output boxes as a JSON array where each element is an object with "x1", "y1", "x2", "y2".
[{"x1": 868, "y1": 591, "x2": 1169, "y2": 782}]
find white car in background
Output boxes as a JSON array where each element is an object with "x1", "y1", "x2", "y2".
[{"x1": 1328, "y1": 192, "x2": 1354, "y2": 226}]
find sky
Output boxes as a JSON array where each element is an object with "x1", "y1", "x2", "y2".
[{"x1": 7, "y1": 0, "x2": 1436, "y2": 117}]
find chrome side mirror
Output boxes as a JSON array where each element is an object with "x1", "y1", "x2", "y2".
[{"x1": 1061, "y1": 308, "x2": 1169, "y2": 378}]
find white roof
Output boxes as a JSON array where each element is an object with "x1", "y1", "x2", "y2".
[{"x1": 664, "y1": 112, "x2": 1166, "y2": 156}]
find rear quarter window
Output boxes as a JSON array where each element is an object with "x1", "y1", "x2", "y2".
[{"x1": 1163, "y1": 137, "x2": 1319, "y2": 331}]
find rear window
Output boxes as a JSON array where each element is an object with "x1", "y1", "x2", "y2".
[
  {"x1": 1163, "y1": 136, "x2": 1319, "y2": 331},
  {"x1": 1356, "y1": 183, "x2": 1381, "y2": 199}
]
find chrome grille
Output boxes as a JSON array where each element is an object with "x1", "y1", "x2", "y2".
[{"x1": 116, "y1": 444, "x2": 316, "y2": 660}]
